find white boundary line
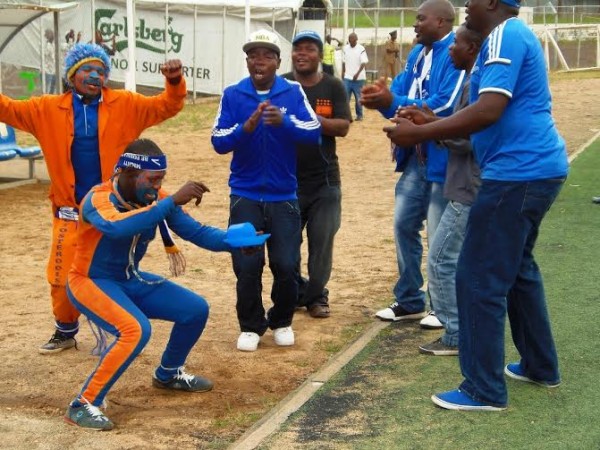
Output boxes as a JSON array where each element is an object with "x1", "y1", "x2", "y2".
[
  {"x1": 229, "y1": 321, "x2": 390, "y2": 450},
  {"x1": 569, "y1": 129, "x2": 600, "y2": 162}
]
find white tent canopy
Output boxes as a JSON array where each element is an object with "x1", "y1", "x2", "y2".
[{"x1": 0, "y1": 2, "x2": 79, "y2": 54}]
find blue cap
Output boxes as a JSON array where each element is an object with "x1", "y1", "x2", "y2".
[
  {"x1": 499, "y1": 0, "x2": 520, "y2": 7},
  {"x1": 292, "y1": 30, "x2": 323, "y2": 51},
  {"x1": 224, "y1": 223, "x2": 270, "y2": 248}
]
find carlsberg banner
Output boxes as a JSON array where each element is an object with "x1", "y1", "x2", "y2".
[{"x1": 2, "y1": 0, "x2": 292, "y2": 95}]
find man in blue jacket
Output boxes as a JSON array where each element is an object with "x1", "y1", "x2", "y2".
[
  {"x1": 361, "y1": 0, "x2": 465, "y2": 325},
  {"x1": 211, "y1": 29, "x2": 321, "y2": 352}
]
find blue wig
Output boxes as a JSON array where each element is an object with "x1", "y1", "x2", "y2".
[{"x1": 64, "y1": 43, "x2": 111, "y2": 82}]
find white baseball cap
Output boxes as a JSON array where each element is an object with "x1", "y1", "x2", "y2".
[{"x1": 243, "y1": 29, "x2": 281, "y2": 56}]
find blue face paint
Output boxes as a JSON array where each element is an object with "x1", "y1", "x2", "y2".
[
  {"x1": 76, "y1": 64, "x2": 105, "y2": 87},
  {"x1": 134, "y1": 171, "x2": 164, "y2": 205}
]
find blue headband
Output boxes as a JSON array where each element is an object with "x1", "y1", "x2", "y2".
[
  {"x1": 499, "y1": 0, "x2": 520, "y2": 8},
  {"x1": 116, "y1": 153, "x2": 167, "y2": 171}
]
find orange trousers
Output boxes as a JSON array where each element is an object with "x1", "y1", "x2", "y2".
[{"x1": 46, "y1": 216, "x2": 80, "y2": 324}]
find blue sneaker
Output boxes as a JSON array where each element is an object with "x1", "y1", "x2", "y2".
[
  {"x1": 431, "y1": 389, "x2": 507, "y2": 411},
  {"x1": 152, "y1": 367, "x2": 213, "y2": 393},
  {"x1": 64, "y1": 399, "x2": 114, "y2": 431},
  {"x1": 504, "y1": 362, "x2": 561, "y2": 388}
]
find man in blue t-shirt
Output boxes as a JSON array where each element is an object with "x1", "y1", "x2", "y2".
[{"x1": 385, "y1": 0, "x2": 569, "y2": 411}]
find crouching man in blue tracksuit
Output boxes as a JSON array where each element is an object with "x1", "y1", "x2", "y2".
[
  {"x1": 211, "y1": 29, "x2": 321, "y2": 352},
  {"x1": 65, "y1": 139, "x2": 255, "y2": 430}
]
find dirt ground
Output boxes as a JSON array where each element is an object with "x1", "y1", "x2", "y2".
[{"x1": 0, "y1": 77, "x2": 598, "y2": 449}]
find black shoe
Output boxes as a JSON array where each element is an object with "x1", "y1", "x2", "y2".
[
  {"x1": 419, "y1": 338, "x2": 459, "y2": 356},
  {"x1": 375, "y1": 302, "x2": 427, "y2": 321},
  {"x1": 39, "y1": 330, "x2": 77, "y2": 354}
]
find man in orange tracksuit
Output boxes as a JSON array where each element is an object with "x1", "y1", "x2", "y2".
[{"x1": 0, "y1": 43, "x2": 187, "y2": 354}]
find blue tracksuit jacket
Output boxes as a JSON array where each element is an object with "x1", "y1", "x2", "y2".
[
  {"x1": 211, "y1": 76, "x2": 321, "y2": 202},
  {"x1": 380, "y1": 32, "x2": 465, "y2": 182}
]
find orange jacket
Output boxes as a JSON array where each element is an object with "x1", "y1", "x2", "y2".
[{"x1": 0, "y1": 79, "x2": 186, "y2": 210}]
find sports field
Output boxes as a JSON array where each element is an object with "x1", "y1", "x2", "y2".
[{"x1": 0, "y1": 73, "x2": 598, "y2": 449}]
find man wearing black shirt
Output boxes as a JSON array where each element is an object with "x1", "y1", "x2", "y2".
[{"x1": 283, "y1": 30, "x2": 351, "y2": 318}]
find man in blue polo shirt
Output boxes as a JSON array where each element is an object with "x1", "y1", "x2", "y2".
[{"x1": 384, "y1": 0, "x2": 569, "y2": 410}]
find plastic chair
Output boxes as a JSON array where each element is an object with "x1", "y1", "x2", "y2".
[
  {"x1": 0, "y1": 148, "x2": 17, "y2": 161},
  {"x1": 1, "y1": 122, "x2": 43, "y2": 177},
  {"x1": 0, "y1": 122, "x2": 42, "y2": 157}
]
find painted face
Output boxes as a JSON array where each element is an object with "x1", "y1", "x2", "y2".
[
  {"x1": 71, "y1": 63, "x2": 107, "y2": 97},
  {"x1": 414, "y1": 6, "x2": 443, "y2": 46},
  {"x1": 133, "y1": 170, "x2": 165, "y2": 205},
  {"x1": 291, "y1": 40, "x2": 322, "y2": 75},
  {"x1": 449, "y1": 28, "x2": 473, "y2": 71},
  {"x1": 246, "y1": 48, "x2": 281, "y2": 90}
]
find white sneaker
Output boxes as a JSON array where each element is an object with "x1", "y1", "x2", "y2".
[
  {"x1": 237, "y1": 332, "x2": 260, "y2": 352},
  {"x1": 420, "y1": 311, "x2": 443, "y2": 329},
  {"x1": 273, "y1": 326, "x2": 295, "y2": 346}
]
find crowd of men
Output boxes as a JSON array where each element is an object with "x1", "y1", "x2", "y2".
[{"x1": 0, "y1": 0, "x2": 568, "y2": 429}]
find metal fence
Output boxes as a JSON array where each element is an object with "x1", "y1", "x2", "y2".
[{"x1": 328, "y1": 5, "x2": 600, "y2": 73}]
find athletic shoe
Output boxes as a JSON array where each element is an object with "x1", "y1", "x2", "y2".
[
  {"x1": 504, "y1": 362, "x2": 561, "y2": 388},
  {"x1": 375, "y1": 302, "x2": 427, "y2": 322},
  {"x1": 64, "y1": 400, "x2": 114, "y2": 431},
  {"x1": 419, "y1": 338, "x2": 458, "y2": 356},
  {"x1": 237, "y1": 332, "x2": 260, "y2": 352},
  {"x1": 273, "y1": 326, "x2": 295, "y2": 346},
  {"x1": 419, "y1": 311, "x2": 443, "y2": 329},
  {"x1": 152, "y1": 367, "x2": 213, "y2": 392},
  {"x1": 431, "y1": 389, "x2": 507, "y2": 411},
  {"x1": 308, "y1": 304, "x2": 331, "y2": 319},
  {"x1": 39, "y1": 330, "x2": 77, "y2": 354}
]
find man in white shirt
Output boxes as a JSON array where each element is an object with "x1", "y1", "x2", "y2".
[{"x1": 342, "y1": 32, "x2": 368, "y2": 121}]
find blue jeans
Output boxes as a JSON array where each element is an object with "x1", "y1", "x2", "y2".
[
  {"x1": 45, "y1": 73, "x2": 56, "y2": 94},
  {"x1": 457, "y1": 179, "x2": 564, "y2": 407},
  {"x1": 297, "y1": 184, "x2": 341, "y2": 307},
  {"x1": 229, "y1": 195, "x2": 301, "y2": 334},
  {"x1": 343, "y1": 79, "x2": 365, "y2": 119},
  {"x1": 393, "y1": 154, "x2": 447, "y2": 312},
  {"x1": 427, "y1": 200, "x2": 470, "y2": 347}
]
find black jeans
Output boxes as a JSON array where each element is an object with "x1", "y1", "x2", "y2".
[
  {"x1": 229, "y1": 195, "x2": 301, "y2": 334},
  {"x1": 297, "y1": 184, "x2": 342, "y2": 307}
]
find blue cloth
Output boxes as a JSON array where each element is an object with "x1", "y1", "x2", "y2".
[
  {"x1": 79, "y1": 187, "x2": 230, "y2": 280},
  {"x1": 456, "y1": 179, "x2": 563, "y2": 406},
  {"x1": 211, "y1": 76, "x2": 321, "y2": 202},
  {"x1": 427, "y1": 200, "x2": 471, "y2": 347},
  {"x1": 72, "y1": 94, "x2": 102, "y2": 204},
  {"x1": 67, "y1": 275, "x2": 209, "y2": 407},
  {"x1": 381, "y1": 32, "x2": 465, "y2": 183},
  {"x1": 229, "y1": 195, "x2": 301, "y2": 334},
  {"x1": 470, "y1": 18, "x2": 569, "y2": 181},
  {"x1": 392, "y1": 155, "x2": 447, "y2": 310},
  {"x1": 343, "y1": 79, "x2": 365, "y2": 120}
]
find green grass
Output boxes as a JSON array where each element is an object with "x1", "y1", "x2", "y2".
[
  {"x1": 262, "y1": 140, "x2": 600, "y2": 449},
  {"x1": 156, "y1": 99, "x2": 219, "y2": 132}
]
